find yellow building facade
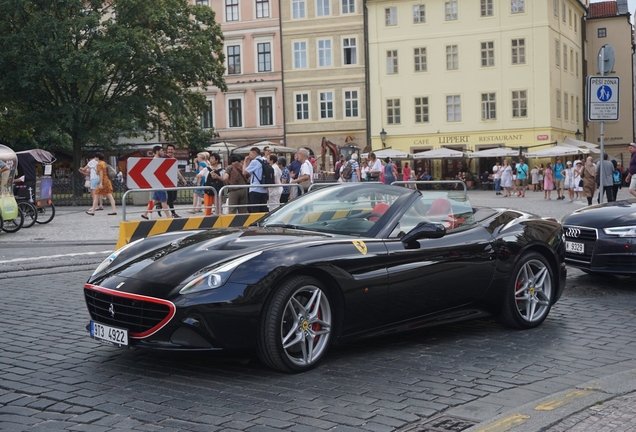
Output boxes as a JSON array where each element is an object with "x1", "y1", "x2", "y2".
[{"x1": 367, "y1": 0, "x2": 587, "y2": 177}]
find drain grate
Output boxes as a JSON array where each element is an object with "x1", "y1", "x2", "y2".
[{"x1": 398, "y1": 415, "x2": 477, "y2": 432}]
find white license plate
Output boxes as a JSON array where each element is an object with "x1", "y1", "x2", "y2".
[
  {"x1": 566, "y1": 241, "x2": 585, "y2": 254},
  {"x1": 90, "y1": 321, "x2": 129, "y2": 347}
]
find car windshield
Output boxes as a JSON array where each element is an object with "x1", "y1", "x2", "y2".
[{"x1": 259, "y1": 183, "x2": 412, "y2": 236}]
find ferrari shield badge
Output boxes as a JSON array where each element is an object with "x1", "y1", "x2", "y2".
[{"x1": 352, "y1": 240, "x2": 367, "y2": 255}]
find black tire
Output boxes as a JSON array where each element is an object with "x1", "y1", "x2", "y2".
[
  {"x1": 498, "y1": 251, "x2": 554, "y2": 329},
  {"x1": 2, "y1": 210, "x2": 24, "y2": 233},
  {"x1": 35, "y1": 203, "x2": 55, "y2": 224},
  {"x1": 18, "y1": 202, "x2": 37, "y2": 228},
  {"x1": 258, "y1": 276, "x2": 333, "y2": 373}
]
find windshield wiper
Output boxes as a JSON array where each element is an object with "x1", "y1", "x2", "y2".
[{"x1": 263, "y1": 223, "x2": 318, "y2": 231}]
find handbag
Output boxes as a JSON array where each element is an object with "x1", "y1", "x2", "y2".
[
  {"x1": 578, "y1": 168, "x2": 584, "y2": 187},
  {"x1": 84, "y1": 179, "x2": 90, "y2": 188},
  {"x1": 578, "y1": 179, "x2": 584, "y2": 188}
]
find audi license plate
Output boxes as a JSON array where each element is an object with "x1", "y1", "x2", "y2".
[
  {"x1": 566, "y1": 241, "x2": 584, "y2": 254},
  {"x1": 90, "y1": 321, "x2": 129, "y2": 347}
]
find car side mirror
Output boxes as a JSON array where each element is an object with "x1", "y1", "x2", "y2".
[{"x1": 401, "y1": 222, "x2": 446, "y2": 249}]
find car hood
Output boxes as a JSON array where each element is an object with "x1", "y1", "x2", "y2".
[
  {"x1": 562, "y1": 199, "x2": 636, "y2": 229},
  {"x1": 89, "y1": 227, "x2": 334, "y2": 290}
]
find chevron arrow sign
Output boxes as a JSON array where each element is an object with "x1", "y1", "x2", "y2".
[{"x1": 126, "y1": 157, "x2": 178, "y2": 189}]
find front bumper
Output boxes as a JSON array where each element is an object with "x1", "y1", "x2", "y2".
[{"x1": 564, "y1": 225, "x2": 636, "y2": 274}]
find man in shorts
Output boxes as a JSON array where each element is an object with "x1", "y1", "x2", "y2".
[
  {"x1": 141, "y1": 146, "x2": 172, "y2": 219},
  {"x1": 627, "y1": 142, "x2": 636, "y2": 198},
  {"x1": 553, "y1": 157, "x2": 565, "y2": 200},
  {"x1": 515, "y1": 157, "x2": 529, "y2": 197}
]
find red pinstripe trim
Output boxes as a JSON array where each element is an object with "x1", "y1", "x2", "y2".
[{"x1": 85, "y1": 284, "x2": 176, "y2": 339}]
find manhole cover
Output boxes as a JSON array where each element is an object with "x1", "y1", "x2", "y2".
[{"x1": 398, "y1": 415, "x2": 477, "y2": 432}]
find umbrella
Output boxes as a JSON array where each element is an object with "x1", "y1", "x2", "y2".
[
  {"x1": 525, "y1": 145, "x2": 583, "y2": 158},
  {"x1": 412, "y1": 148, "x2": 465, "y2": 159},
  {"x1": 233, "y1": 144, "x2": 298, "y2": 154},
  {"x1": 468, "y1": 148, "x2": 523, "y2": 158},
  {"x1": 361, "y1": 149, "x2": 412, "y2": 159},
  {"x1": 562, "y1": 137, "x2": 600, "y2": 154},
  {"x1": 205, "y1": 142, "x2": 236, "y2": 153}
]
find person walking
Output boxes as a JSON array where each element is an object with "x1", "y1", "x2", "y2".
[
  {"x1": 141, "y1": 146, "x2": 172, "y2": 219},
  {"x1": 580, "y1": 156, "x2": 597, "y2": 205},
  {"x1": 562, "y1": 161, "x2": 575, "y2": 202},
  {"x1": 500, "y1": 159, "x2": 512, "y2": 197},
  {"x1": 530, "y1": 165, "x2": 539, "y2": 192},
  {"x1": 628, "y1": 142, "x2": 636, "y2": 198},
  {"x1": 553, "y1": 157, "x2": 566, "y2": 199},
  {"x1": 222, "y1": 154, "x2": 249, "y2": 214},
  {"x1": 341, "y1": 153, "x2": 361, "y2": 182},
  {"x1": 402, "y1": 162, "x2": 411, "y2": 186},
  {"x1": 279, "y1": 157, "x2": 291, "y2": 204},
  {"x1": 597, "y1": 153, "x2": 616, "y2": 203},
  {"x1": 164, "y1": 144, "x2": 186, "y2": 218},
  {"x1": 516, "y1": 157, "x2": 528, "y2": 197},
  {"x1": 243, "y1": 147, "x2": 269, "y2": 213},
  {"x1": 493, "y1": 161, "x2": 502, "y2": 195},
  {"x1": 543, "y1": 163, "x2": 554, "y2": 200},
  {"x1": 87, "y1": 152, "x2": 117, "y2": 216},
  {"x1": 367, "y1": 152, "x2": 382, "y2": 181},
  {"x1": 267, "y1": 154, "x2": 283, "y2": 212},
  {"x1": 79, "y1": 155, "x2": 103, "y2": 212},
  {"x1": 383, "y1": 157, "x2": 397, "y2": 185},
  {"x1": 291, "y1": 148, "x2": 313, "y2": 194},
  {"x1": 573, "y1": 160, "x2": 583, "y2": 201}
]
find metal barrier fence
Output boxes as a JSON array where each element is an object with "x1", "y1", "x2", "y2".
[
  {"x1": 215, "y1": 183, "x2": 304, "y2": 215},
  {"x1": 391, "y1": 180, "x2": 468, "y2": 199},
  {"x1": 121, "y1": 186, "x2": 217, "y2": 221}
]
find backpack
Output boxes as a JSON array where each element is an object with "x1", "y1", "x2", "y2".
[
  {"x1": 334, "y1": 162, "x2": 342, "y2": 180},
  {"x1": 257, "y1": 158, "x2": 275, "y2": 185},
  {"x1": 106, "y1": 164, "x2": 117, "y2": 181},
  {"x1": 341, "y1": 161, "x2": 353, "y2": 180},
  {"x1": 204, "y1": 168, "x2": 225, "y2": 196},
  {"x1": 613, "y1": 169, "x2": 622, "y2": 185}
]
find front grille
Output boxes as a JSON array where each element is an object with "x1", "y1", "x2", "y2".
[
  {"x1": 84, "y1": 288, "x2": 172, "y2": 337},
  {"x1": 563, "y1": 226, "x2": 597, "y2": 264}
]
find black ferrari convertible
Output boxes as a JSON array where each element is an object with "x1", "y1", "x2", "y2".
[
  {"x1": 562, "y1": 199, "x2": 636, "y2": 275},
  {"x1": 84, "y1": 183, "x2": 566, "y2": 372}
]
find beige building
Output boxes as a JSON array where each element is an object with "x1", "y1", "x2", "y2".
[
  {"x1": 193, "y1": 0, "x2": 285, "y2": 150},
  {"x1": 585, "y1": 0, "x2": 634, "y2": 162},
  {"x1": 280, "y1": 0, "x2": 367, "y2": 170},
  {"x1": 367, "y1": 0, "x2": 587, "y2": 177}
]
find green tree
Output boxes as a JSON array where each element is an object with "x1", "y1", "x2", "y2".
[{"x1": 0, "y1": 0, "x2": 226, "y2": 193}]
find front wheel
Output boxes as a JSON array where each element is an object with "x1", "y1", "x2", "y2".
[
  {"x1": 498, "y1": 252, "x2": 554, "y2": 329},
  {"x1": 35, "y1": 203, "x2": 55, "y2": 224},
  {"x1": 18, "y1": 202, "x2": 37, "y2": 228},
  {"x1": 258, "y1": 276, "x2": 333, "y2": 373},
  {"x1": 2, "y1": 210, "x2": 24, "y2": 233}
]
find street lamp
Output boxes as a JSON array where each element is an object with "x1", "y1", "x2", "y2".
[
  {"x1": 575, "y1": 129, "x2": 582, "y2": 141},
  {"x1": 380, "y1": 128, "x2": 387, "y2": 148}
]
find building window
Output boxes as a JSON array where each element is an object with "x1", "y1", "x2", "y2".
[
  {"x1": 387, "y1": 50, "x2": 398, "y2": 74},
  {"x1": 415, "y1": 97, "x2": 429, "y2": 123},
  {"x1": 511, "y1": 38, "x2": 525, "y2": 64},
  {"x1": 413, "y1": 4, "x2": 425, "y2": 23},
  {"x1": 481, "y1": 0, "x2": 493, "y2": 16},
  {"x1": 568, "y1": 8, "x2": 572, "y2": 26},
  {"x1": 570, "y1": 49, "x2": 573, "y2": 74},
  {"x1": 342, "y1": 0, "x2": 355, "y2": 14},
  {"x1": 387, "y1": 99, "x2": 401, "y2": 124},
  {"x1": 344, "y1": 90, "x2": 359, "y2": 117},
  {"x1": 563, "y1": 43, "x2": 567, "y2": 71},
  {"x1": 445, "y1": 1, "x2": 457, "y2": 20},
  {"x1": 553, "y1": 0, "x2": 558, "y2": 17},
  {"x1": 576, "y1": 96, "x2": 579, "y2": 122},
  {"x1": 555, "y1": 40, "x2": 560, "y2": 66},
  {"x1": 571, "y1": 94, "x2": 574, "y2": 122},
  {"x1": 320, "y1": 92, "x2": 334, "y2": 119},
  {"x1": 562, "y1": 1, "x2": 565, "y2": 22},
  {"x1": 196, "y1": 0, "x2": 209, "y2": 5},
  {"x1": 257, "y1": 42, "x2": 271, "y2": 72},
  {"x1": 317, "y1": 0, "x2": 330, "y2": 16},
  {"x1": 511, "y1": 0, "x2": 524, "y2": 13},
  {"x1": 225, "y1": 0, "x2": 238, "y2": 21},
  {"x1": 564, "y1": 91, "x2": 569, "y2": 120},
  {"x1": 259, "y1": 96, "x2": 273, "y2": 125},
  {"x1": 556, "y1": 89, "x2": 561, "y2": 118},
  {"x1": 256, "y1": 0, "x2": 269, "y2": 17},
  {"x1": 512, "y1": 90, "x2": 527, "y2": 118},
  {"x1": 481, "y1": 41, "x2": 494, "y2": 67},
  {"x1": 229, "y1": 99, "x2": 242, "y2": 127},
  {"x1": 414, "y1": 47, "x2": 427, "y2": 72},
  {"x1": 385, "y1": 7, "x2": 397, "y2": 26},
  {"x1": 481, "y1": 93, "x2": 496, "y2": 120},
  {"x1": 293, "y1": 41, "x2": 307, "y2": 68},
  {"x1": 343, "y1": 37, "x2": 357, "y2": 65},
  {"x1": 227, "y1": 45, "x2": 241, "y2": 74},
  {"x1": 295, "y1": 93, "x2": 309, "y2": 120},
  {"x1": 446, "y1": 95, "x2": 461, "y2": 121},
  {"x1": 574, "y1": 14, "x2": 577, "y2": 31},
  {"x1": 292, "y1": 0, "x2": 305, "y2": 18},
  {"x1": 446, "y1": 44, "x2": 458, "y2": 70},
  {"x1": 598, "y1": 28, "x2": 606, "y2": 38},
  {"x1": 575, "y1": 52, "x2": 578, "y2": 76},
  {"x1": 318, "y1": 39, "x2": 332, "y2": 67},
  {"x1": 201, "y1": 100, "x2": 213, "y2": 129}
]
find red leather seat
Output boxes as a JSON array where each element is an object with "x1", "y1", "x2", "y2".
[
  {"x1": 369, "y1": 202, "x2": 390, "y2": 221},
  {"x1": 426, "y1": 198, "x2": 455, "y2": 228}
]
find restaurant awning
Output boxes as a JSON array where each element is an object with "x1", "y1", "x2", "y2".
[
  {"x1": 467, "y1": 148, "x2": 523, "y2": 158},
  {"x1": 412, "y1": 148, "x2": 465, "y2": 159}
]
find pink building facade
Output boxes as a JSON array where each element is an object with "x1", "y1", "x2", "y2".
[{"x1": 194, "y1": 0, "x2": 284, "y2": 148}]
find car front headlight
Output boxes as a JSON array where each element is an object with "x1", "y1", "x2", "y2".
[
  {"x1": 603, "y1": 226, "x2": 636, "y2": 237},
  {"x1": 92, "y1": 238, "x2": 145, "y2": 276},
  {"x1": 179, "y1": 251, "x2": 263, "y2": 294}
]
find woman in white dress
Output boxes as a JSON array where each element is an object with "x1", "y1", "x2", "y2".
[
  {"x1": 573, "y1": 160, "x2": 583, "y2": 200},
  {"x1": 562, "y1": 160, "x2": 576, "y2": 202},
  {"x1": 500, "y1": 159, "x2": 513, "y2": 197}
]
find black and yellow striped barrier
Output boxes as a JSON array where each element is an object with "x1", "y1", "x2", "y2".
[{"x1": 116, "y1": 213, "x2": 265, "y2": 249}]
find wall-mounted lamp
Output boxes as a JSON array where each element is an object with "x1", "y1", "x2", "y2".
[
  {"x1": 380, "y1": 128, "x2": 387, "y2": 148},
  {"x1": 575, "y1": 129, "x2": 582, "y2": 141}
]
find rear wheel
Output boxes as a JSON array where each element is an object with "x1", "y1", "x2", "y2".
[
  {"x1": 258, "y1": 276, "x2": 333, "y2": 373},
  {"x1": 498, "y1": 252, "x2": 554, "y2": 329},
  {"x1": 18, "y1": 202, "x2": 37, "y2": 228},
  {"x1": 35, "y1": 203, "x2": 55, "y2": 224},
  {"x1": 2, "y1": 210, "x2": 24, "y2": 233}
]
